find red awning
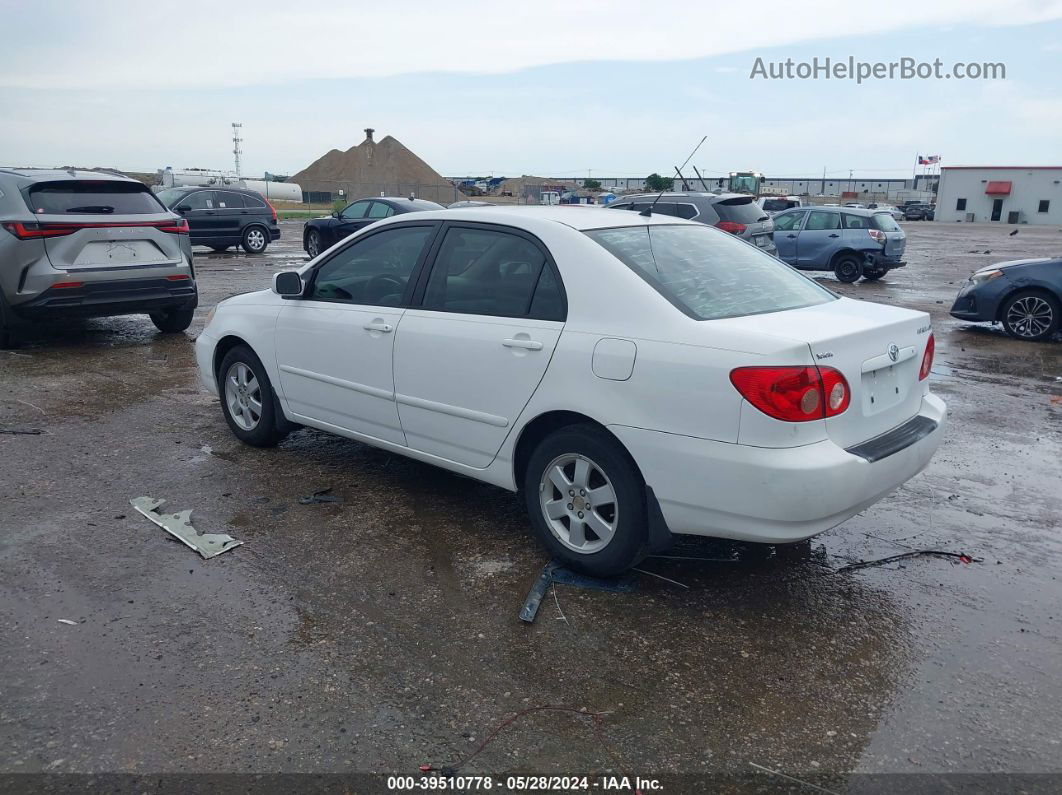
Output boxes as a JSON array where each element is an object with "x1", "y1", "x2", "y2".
[{"x1": 985, "y1": 181, "x2": 1012, "y2": 195}]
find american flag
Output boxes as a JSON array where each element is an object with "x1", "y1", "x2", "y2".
[{"x1": 918, "y1": 155, "x2": 941, "y2": 165}]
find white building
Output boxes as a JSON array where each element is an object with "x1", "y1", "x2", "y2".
[{"x1": 936, "y1": 166, "x2": 1062, "y2": 225}]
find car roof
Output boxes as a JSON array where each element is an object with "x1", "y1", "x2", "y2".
[
  {"x1": 785, "y1": 205, "x2": 878, "y2": 216},
  {"x1": 367, "y1": 197, "x2": 443, "y2": 209},
  {"x1": 388, "y1": 204, "x2": 695, "y2": 231},
  {"x1": 0, "y1": 167, "x2": 139, "y2": 186},
  {"x1": 616, "y1": 192, "x2": 752, "y2": 203}
]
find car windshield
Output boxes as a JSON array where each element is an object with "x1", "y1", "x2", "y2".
[
  {"x1": 28, "y1": 181, "x2": 165, "y2": 215},
  {"x1": 714, "y1": 197, "x2": 769, "y2": 224},
  {"x1": 585, "y1": 224, "x2": 835, "y2": 320}
]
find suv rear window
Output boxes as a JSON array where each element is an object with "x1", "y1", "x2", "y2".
[
  {"x1": 27, "y1": 181, "x2": 164, "y2": 215},
  {"x1": 585, "y1": 224, "x2": 834, "y2": 320},
  {"x1": 871, "y1": 213, "x2": 901, "y2": 231},
  {"x1": 713, "y1": 197, "x2": 769, "y2": 224}
]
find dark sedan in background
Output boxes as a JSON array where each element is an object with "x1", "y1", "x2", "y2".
[
  {"x1": 302, "y1": 196, "x2": 443, "y2": 258},
  {"x1": 904, "y1": 204, "x2": 936, "y2": 221},
  {"x1": 951, "y1": 257, "x2": 1062, "y2": 340}
]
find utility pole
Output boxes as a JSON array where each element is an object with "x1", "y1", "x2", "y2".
[{"x1": 232, "y1": 122, "x2": 243, "y2": 179}]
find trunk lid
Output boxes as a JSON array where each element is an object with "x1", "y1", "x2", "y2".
[
  {"x1": 37, "y1": 214, "x2": 185, "y2": 271},
  {"x1": 712, "y1": 297, "x2": 932, "y2": 448}
]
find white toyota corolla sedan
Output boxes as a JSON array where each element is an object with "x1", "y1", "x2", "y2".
[{"x1": 195, "y1": 206, "x2": 945, "y2": 575}]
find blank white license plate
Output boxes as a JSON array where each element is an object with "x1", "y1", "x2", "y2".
[
  {"x1": 71, "y1": 240, "x2": 169, "y2": 269},
  {"x1": 863, "y1": 365, "x2": 902, "y2": 412}
]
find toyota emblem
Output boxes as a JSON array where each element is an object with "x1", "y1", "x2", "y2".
[{"x1": 887, "y1": 343, "x2": 900, "y2": 362}]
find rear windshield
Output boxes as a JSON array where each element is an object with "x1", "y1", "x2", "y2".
[
  {"x1": 28, "y1": 181, "x2": 164, "y2": 215},
  {"x1": 585, "y1": 224, "x2": 835, "y2": 320},
  {"x1": 871, "y1": 213, "x2": 901, "y2": 231},
  {"x1": 714, "y1": 197, "x2": 769, "y2": 224},
  {"x1": 761, "y1": 198, "x2": 794, "y2": 212}
]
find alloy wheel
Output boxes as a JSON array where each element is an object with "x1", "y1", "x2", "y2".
[
  {"x1": 224, "y1": 362, "x2": 263, "y2": 431},
  {"x1": 1006, "y1": 295, "x2": 1054, "y2": 338},
  {"x1": 539, "y1": 453, "x2": 618, "y2": 554},
  {"x1": 246, "y1": 229, "x2": 266, "y2": 252},
  {"x1": 307, "y1": 232, "x2": 320, "y2": 258}
]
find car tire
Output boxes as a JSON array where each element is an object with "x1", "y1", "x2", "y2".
[
  {"x1": 217, "y1": 345, "x2": 288, "y2": 447},
  {"x1": 150, "y1": 307, "x2": 194, "y2": 334},
  {"x1": 241, "y1": 226, "x2": 269, "y2": 254},
  {"x1": 833, "y1": 253, "x2": 863, "y2": 283},
  {"x1": 306, "y1": 229, "x2": 321, "y2": 259},
  {"x1": 1000, "y1": 290, "x2": 1061, "y2": 341},
  {"x1": 523, "y1": 424, "x2": 647, "y2": 577}
]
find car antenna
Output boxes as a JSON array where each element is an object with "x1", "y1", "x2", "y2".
[{"x1": 641, "y1": 135, "x2": 706, "y2": 217}]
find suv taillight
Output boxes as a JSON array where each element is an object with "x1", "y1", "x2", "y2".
[
  {"x1": 265, "y1": 199, "x2": 278, "y2": 223},
  {"x1": 868, "y1": 228, "x2": 886, "y2": 244},
  {"x1": 2, "y1": 221, "x2": 75, "y2": 239},
  {"x1": 715, "y1": 220, "x2": 747, "y2": 235},
  {"x1": 919, "y1": 334, "x2": 935, "y2": 381},
  {"x1": 730, "y1": 365, "x2": 850, "y2": 422},
  {"x1": 3, "y1": 219, "x2": 188, "y2": 238}
]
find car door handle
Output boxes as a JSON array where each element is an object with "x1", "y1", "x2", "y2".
[
  {"x1": 828, "y1": 233, "x2": 839, "y2": 238},
  {"x1": 363, "y1": 321, "x2": 393, "y2": 333},
  {"x1": 786, "y1": 234, "x2": 797, "y2": 238},
  {"x1": 503, "y1": 338, "x2": 543, "y2": 351}
]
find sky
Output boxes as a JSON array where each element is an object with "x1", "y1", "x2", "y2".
[{"x1": 2, "y1": 0, "x2": 1061, "y2": 180}]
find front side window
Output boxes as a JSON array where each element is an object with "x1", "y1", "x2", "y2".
[
  {"x1": 180, "y1": 191, "x2": 215, "y2": 210},
  {"x1": 805, "y1": 211, "x2": 842, "y2": 231},
  {"x1": 423, "y1": 227, "x2": 549, "y2": 318},
  {"x1": 339, "y1": 200, "x2": 370, "y2": 220},
  {"x1": 585, "y1": 224, "x2": 834, "y2": 321},
  {"x1": 309, "y1": 225, "x2": 433, "y2": 306},
  {"x1": 772, "y1": 211, "x2": 805, "y2": 231}
]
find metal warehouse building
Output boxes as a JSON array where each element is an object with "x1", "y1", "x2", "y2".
[{"x1": 936, "y1": 166, "x2": 1062, "y2": 225}]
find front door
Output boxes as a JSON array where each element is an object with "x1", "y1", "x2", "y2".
[
  {"x1": 991, "y1": 198, "x2": 1004, "y2": 222},
  {"x1": 331, "y1": 200, "x2": 374, "y2": 246},
  {"x1": 796, "y1": 210, "x2": 843, "y2": 268},
  {"x1": 274, "y1": 223, "x2": 437, "y2": 443},
  {"x1": 392, "y1": 224, "x2": 566, "y2": 468},
  {"x1": 177, "y1": 190, "x2": 221, "y2": 245}
]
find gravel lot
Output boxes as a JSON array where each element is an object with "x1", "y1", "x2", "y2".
[{"x1": 2, "y1": 219, "x2": 1060, "y2": 790}]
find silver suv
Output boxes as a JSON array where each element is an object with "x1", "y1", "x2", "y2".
[
  {"x1": 607, "y1": 192, "x2": 777, "y2": 255},
  {"x1": 0, "y1": 168, "x2": 196, "y2": 347}
]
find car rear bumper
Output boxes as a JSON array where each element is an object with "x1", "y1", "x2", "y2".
[
  {"x1": 610, "y1": 393, "x2": 946, "y2": 544},
  {"x1": 11, "y1": 277, "x2": 197, "y2": 320},
  {"x1": 865, "y1": 252, "x2": 906, "y2": 269}
]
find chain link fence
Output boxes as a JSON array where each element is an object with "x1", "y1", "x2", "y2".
[{"x1": 296, "y1": 181, "x2": 463, "y2": 206}]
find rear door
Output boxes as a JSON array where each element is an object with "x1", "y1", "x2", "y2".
[
  {"x1": 215, "y1": 190, "x2": 247, "y2": 241},
  {"x1": 392, "y1": 223, "x2": 566, "y2": 467},
  {"x1": 772, "y1": 210, "x2": 806, "y2": 263},
  {"x1": 26, "y1": 179, "x2": 186, "y2": 270},
  {"x1": 796, "y1": 210, "x2": 842, "y2": 268}
]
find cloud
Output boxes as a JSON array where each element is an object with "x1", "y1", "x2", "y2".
[{"x1": 3, "y1": 0, "x2": 1062, "y2": 89}]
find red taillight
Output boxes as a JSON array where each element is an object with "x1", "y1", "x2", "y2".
[
  {"x1": 3, "y1": 219, "x2": 188, "y2": 237},
  {"x1": 165, "y1": 274, "x2": 191, "y2": 281},
  {"x1": 730, "y1": 365, "x2": 850, "y2": 422},
  {"x1": 51, "y1": 281, "x2": 84, "y2": 289},
  {"x1": 868, "y1": 229, "x2": 886, "y2": 244},
  {"x1": 715, "y1": 220, "x2": 747, "y2": 235},
  {"x1": 2, "y1": 221, "x2": 76, "y2": 239},
  {"x1": 919, "y1": 333, "x2": 935, "y2": 381},
  {"x1": 265, "y1": 199, "x2": 278, "y2": 223}
]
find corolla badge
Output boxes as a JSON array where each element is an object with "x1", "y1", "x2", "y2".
[{"x1": 887, "y1": 343, "x2": 900, "y2": 362}]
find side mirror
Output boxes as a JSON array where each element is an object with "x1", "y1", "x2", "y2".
[
  {"x1": 272, "y1": 271, "x2": 303, "y2": 297},
  {"x1": 176, "y1": 205, "x2": 191, "y2": 213},
  {"x1": 331, "y1": 211, "x2": 340, "y2": 219}
]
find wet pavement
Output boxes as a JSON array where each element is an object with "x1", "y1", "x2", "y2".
[{"x1": 1, "y1": 220, "x2": 1060, "y2": 788}]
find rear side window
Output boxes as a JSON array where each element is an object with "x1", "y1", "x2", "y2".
[
  {"x1": 842, "y1": 213, "x2": 869, "y2": 229},
  {"x1": 871, "y1": 213, "x2": 901, "y2": 232},
  {"x1": 243, "y1": 192, "x2": 266, "y2": 208},
  {"x1": 586, "y1": 224, "x2": 834, "y2": 321},
  {"x1": 27, "y1": 180, "x2": 164, "y2": 215},
  {"x1": 424, "y1": 227, "x2": 550, "y2": 318},
  {"x1": 713, "y1": 197, "x2": 768, "y2": 225},
  {"x1": 368, "y1": 202, "x2": 395, "y2": 219},
  {"x1": 216, "y1": 191, "x2": 245, "y2": 208}
]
